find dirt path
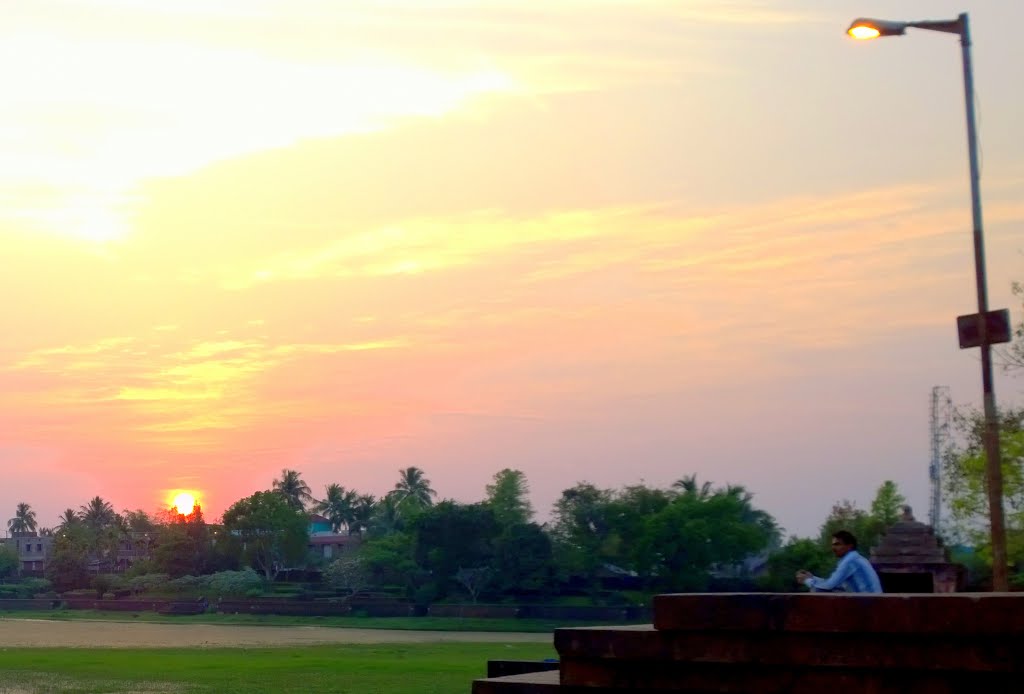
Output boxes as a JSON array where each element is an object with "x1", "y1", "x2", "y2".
[{"x1": 0, "y1": 618, "x2": 550, "y2": 648}]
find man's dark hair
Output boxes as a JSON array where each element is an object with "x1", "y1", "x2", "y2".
[{"x1": 833, "y1": 530, "x2": 858, "y2": 549}]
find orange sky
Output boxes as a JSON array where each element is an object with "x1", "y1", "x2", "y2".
[{"x1": 2, "y1": 1, "x2": 1023, "y2": 536}]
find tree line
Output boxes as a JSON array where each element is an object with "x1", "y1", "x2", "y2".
[{"x1": 3, "y1": 466, "x2": 933, "y2": 601}]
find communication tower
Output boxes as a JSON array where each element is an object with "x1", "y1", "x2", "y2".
[{"x1": 929, "y1": 386, "x2": 953, "y2": 530}]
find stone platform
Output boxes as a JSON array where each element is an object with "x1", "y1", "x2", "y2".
[{"x1": 472, "y1": 593, "x2": 1024, "y2": 693}]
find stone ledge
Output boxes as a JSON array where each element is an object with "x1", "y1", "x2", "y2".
[{"x1": 653, "y1": 593, "x2": 1024, "y2": 635}]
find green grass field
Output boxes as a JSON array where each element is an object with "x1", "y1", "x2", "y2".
[
  {"x1": 0, "y1": 609, "x2": 616, "y2": 633},
  {"x1": 0, "y1": 643, "x2": 556, "y2": 693}
]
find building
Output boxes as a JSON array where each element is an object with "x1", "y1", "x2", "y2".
[
  {"x1": 307, "y1": 514, "x2": 361, "y2": 561},
  {"x1": 1, "y1": 531, "x2": 53, "y2": 575}
]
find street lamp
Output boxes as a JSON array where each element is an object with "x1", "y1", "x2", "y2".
[{"x1": 846, "y1": 13, "x2": 1012, "y2": 592}]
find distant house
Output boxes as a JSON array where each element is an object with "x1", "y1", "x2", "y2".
[
  {"x1": 306, "y1": 515, "x2": 361, "y2": 561},
  {"x1": 1, "y1": 531, "x2": 53, "y2": 575}
]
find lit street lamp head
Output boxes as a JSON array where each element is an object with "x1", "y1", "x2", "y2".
[{"x1": 847, "y1": 18, "x2": 907, "y2": 39}]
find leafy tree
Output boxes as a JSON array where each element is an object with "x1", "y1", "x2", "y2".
[
  {"x1": 322, "y1": 556, "x2": 369, "y2": 597},
  {"x1": 122, "y1": 509, "x2": 158, "y2": 535},
  {"x1": 491, "y1": 522, "x2": 555, "y2": 597},
  {"x1": 153, "y1": 505, "x2": 211, "y2": 578},
  {"x1": 7, "y1": 502, "x2": 37, "y2": 534},
  {"x1": 272, "y1": 469, "x2": 314, "y2": 512},
  {"x1": 45, "y1": 525, "x2": 91, "y2": 593},
  {"x1": 759, "y1": 537, "x2": 834, "y2": 592},
  {"x1": 819, "y1": 500, "x2": 881, "y2": 553},
  {"x1": 943, "y1": 407, "x2": 1024, "y2": 570},
  {"x1": 409, "y1": 502, "x2": 499, "y2": 602},
  {"x1": 454, "y1": 566, "x2": 492, "y2": 603},
  {"x1": 998, "y1": 281, "x2": 1024, "y2": 372},
  {"x1": 393, "y1": 466, "x2": 436, "y2": 509},
  {"x1": 637, "y1": 488, "x2": 777, "y2": 591},
  {"x1": 485, "y1": 469, "x2": 534, "y2": 527},
  {"x1": 316, "y1": 484, "x2": 358, "y2": 533},
  {"x1": 870, "y1": 480, "x2": 907, "y2": 529},
  {"x1": 0, "y1": 544, "x2": 19, "y2": 579},
  {"x1": 360, "y1": 531, "x2": 418, "y2": 592},
  {"x1": 550, "y1": 483, "x2": 614, "y2": 584},
  {"x1": 222, "y1": 491, "x2": 309, "y2": 580}
]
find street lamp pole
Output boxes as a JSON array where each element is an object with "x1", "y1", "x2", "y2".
[
  {"x1": 957, "y1": 14, "x2": 1009, "y2": 593},
  {"x1": 847, "y1": 12, "x2": 1009, "y2": 591}
]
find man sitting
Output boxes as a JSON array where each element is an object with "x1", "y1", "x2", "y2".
[{"x1": 796, "y1": 530, "x2": 882, "y2": 593}]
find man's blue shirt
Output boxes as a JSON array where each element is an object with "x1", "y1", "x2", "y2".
[{"x1": 806, "y1": 550, "x2": 882, "y2": 593}]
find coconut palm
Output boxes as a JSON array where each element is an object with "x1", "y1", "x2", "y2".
[
  {"x1": 672, "y1": 475, "x2": 712, "y2": 500},
  {"x1": 7, "y1": 502, "x2": 37, "y2": 533},
  {"x1": 392, "y1": 466, "x2": 436, "y2": 508},
  {"x1": 57, "y1": 508, "x2": 80, "y2": 530},
  {"x1": 273, "y1": 468, "x2": 314, "y2": 511},
  {"x1": 80, "y1": 496, "x2": 116, "y2": 531},
  {"x1": 315, "y1": 484, "x2": 358, "y2": 533},
  {"x1": 349, "y1": 494, "x2": 376, "y2": 536}
]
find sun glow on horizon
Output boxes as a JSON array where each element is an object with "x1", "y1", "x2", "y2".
[{"x1": 170, "y1": 491, "x2": 198, "y2": 515}]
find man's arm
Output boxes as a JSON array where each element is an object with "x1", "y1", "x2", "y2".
[{"x1": 805, "y1": 554, "x2": 856, "y2": 592}]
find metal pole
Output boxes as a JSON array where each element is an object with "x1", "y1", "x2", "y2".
[{"x1": 959, "y1": 12, "x2": 1009, "y2": 591}]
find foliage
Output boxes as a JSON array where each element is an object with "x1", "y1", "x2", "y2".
[
  {"x1": 636, "y1": 488, "x2": 777, "y2": 591},
  {"x1": 485, "y1": 469, "x2": 534, "y2": 527},
  {"x1": 316, "y1": 484, "x2": 360, "y2": 534},
  {"x1": 45, "y1": 525, "x2": 91, "y2": 593},
  {"x1": 0, "y1": 544, "x2": 20, "y2": 579},
  {"x1": 453, "y1": 566, "x2": 492, "y2": 603},
  {"x1": 410, "y1": 502, "x2": 499, "y2": 602},
  {"x1": 7, "y1": 502, "x2": 38, "y2": 534},
  {"x1": 491, "y1": 522, "x2": 555, "y2": 597},
  {"x1": 206, "y1": 569, "x2": 263, "y2": 597},
  {"x1": 869, "y1": 480, "x2": 907, "y2": 528},
  {"x1": 322, "y1": 557, "x2": 369, "y2": 597},
  {"x1": 392, "y1": 466, "x2": 436, "y2": 509},
  {"x1": 91, "y1": 574, "x2": 116, "y2": 599},
  {"x1": 0, "y1": 577, "x2": 52, "y2": 598},
  {"x1": 360, "y1": 532, "x2": 418, "y2": 593},
  {"x1": 222, "y1": 491, "x2": 309, "y2": 580},
  {"x1": 818, "y1": 500, "x2": 880, "y2": 553},
  {"x1": 152, "y1": 505, "x2": 213, "y2": 578},
  {"x1": 758, "y1": 538, "x2": 833, "y2": 592},
  {"x1": 943, "y1": 407, "x2": 1024, "y2": 570},
  {"x1": 272, "y1": 468, "x2": 314, "y2": 512}
]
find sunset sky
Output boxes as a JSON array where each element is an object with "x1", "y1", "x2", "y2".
[{"x1": 2, "y1": 1, "x2": 1022, "y2": 538}]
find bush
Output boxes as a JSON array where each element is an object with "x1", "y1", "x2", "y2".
[
  {"x1": 207, "y1": 569, "x2": 263, "y2": 597},
  {"x1": 128, "y1": 573, "x2": 170, "y2": 596},
  {"x1": 91, "y1": 575, "x2": 116, "y2": 599}
]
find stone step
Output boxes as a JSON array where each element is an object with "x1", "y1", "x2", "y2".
[
  {"x1": 554, "y1": 625, "x2": 1022, "y2": 672},
  {"x1": 472, "y1": 670, "x2": 561, "y2": 693},
  {"x1": 558, "y1": 658, "x2": 1008, "y2": 692}
]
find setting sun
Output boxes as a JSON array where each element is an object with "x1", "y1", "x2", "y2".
[{"x1": 171, "y1": 492, "x2": 197, "y2": 515}]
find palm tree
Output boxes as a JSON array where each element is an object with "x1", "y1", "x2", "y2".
[
  {"x1": 57, "y1": 508, "x2": 80, "y2": 530},
  {"x1": 273, "y1": 469, "x2": 314, "y2": 511},
  {"x1": 7, "y1": 502, "x2": 37, "y2": 534},
  {"x1": 392, "y1": 466, "x2": 436, "y2": 508},
  {"x1": 315, "y1": 484, "x2": 358, "y2": 533},
  {"x1": 80, "y1": 496, "x2": 116, "y2": 531},
  {"x1": 349, "y1": 494, "x2": 376, "y2": 536},
  {"x1": 672, "y1": 475, "x2": 712, "y2": 500}
]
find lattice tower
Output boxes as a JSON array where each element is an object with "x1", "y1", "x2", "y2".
[{"x1": 929, "y1": 386, "x2": 953, "y2": 530}]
